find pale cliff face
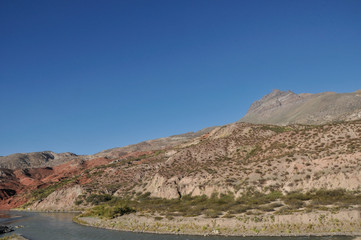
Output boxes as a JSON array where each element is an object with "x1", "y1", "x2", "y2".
[{"x1": 30, "y1": 185, "x2": 83, "y2": 211}]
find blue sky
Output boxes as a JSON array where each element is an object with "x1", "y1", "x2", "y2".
[{"x1": 1, "y1": 0, "x2": 361, "y2": 156}]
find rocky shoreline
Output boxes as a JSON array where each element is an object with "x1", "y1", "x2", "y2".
[
  {"x1": 0, "y1": 226, "x2": 13, "y2": 234},
  {"x1": 74, "y1": 209, "x2": 361, "y2": 237},
  {"x1": 0, "y1": 225, "x2": 28, "y2": 240}
]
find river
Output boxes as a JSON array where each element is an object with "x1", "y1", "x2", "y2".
[{"x1": 0, "y1": 211, "x2": 355, "y2": 240}]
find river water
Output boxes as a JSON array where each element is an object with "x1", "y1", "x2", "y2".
[{"x1": 0, "y1": 211, "x2": 355, "y2": 240}]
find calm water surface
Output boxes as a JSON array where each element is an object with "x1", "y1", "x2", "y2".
[{"x1": 0, "y1": 211, "x2": 355, "y2": 240}]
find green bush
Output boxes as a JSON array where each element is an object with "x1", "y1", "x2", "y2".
[
  {"x1": 310, "y1": 189, "x2": 361, "y2": 206},
  {"x1": 261, "y1": 125, "x2": 290, "y2": 133},
  {"x1": 85, "y1": 194, "x2": 113, "y2": 205},
  {"x1": 87, "y1": 204, "x2": 135, "y2": 219},
  {"x1": 74, "y1": 199, "x2": 83, "y2": 205},
  {"x1": 284, "y1": 198, "x2": 305, "y2": 209}
]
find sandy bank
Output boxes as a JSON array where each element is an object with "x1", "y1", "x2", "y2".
[
  {"x1": 0, "y1": 234, "x2": 28, "y2": 240},
  {"x1": 75, "y1": 209, "x2": 361, "y2": 236}
]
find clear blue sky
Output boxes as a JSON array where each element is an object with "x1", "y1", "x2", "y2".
[{"x1": 1, "y1": 0, "x2": 361, "y2": 156}]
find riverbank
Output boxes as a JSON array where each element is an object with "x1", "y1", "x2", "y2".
[
  {"x1": 14, "y1": 208, "x2": 82, "y2": 213},
  {"x1": 0, "y1": 234, "x2": 28, "y2": 240},
  {"x1": 75, "y1": 209, "x2": 361, "y2": 237}
]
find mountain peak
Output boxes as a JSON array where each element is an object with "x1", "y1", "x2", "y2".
[{"x1": 240, "y1": 89, "x2": 361, "y2": 125}]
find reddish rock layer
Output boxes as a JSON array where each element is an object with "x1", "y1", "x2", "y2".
[{"x1": 0, "y1": 157, "x2": 112, "y2": 209}]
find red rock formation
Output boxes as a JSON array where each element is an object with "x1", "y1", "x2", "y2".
[{"x1": 0, "y1": 157, "x2": 112, "y2": 209}]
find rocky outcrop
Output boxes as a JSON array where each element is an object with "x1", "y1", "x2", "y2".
[
  {"x1": 143, "y1": 173, "x2": 233, "y2": 199},
  {"x1": 240, "y1": 89, "x2": 361, "y2": 125},
  {"x1": 0, "y1": 225, "x2": 14, "y2": 234},
  {"x1": 0, "y1": 157, "x2": 111, "y2": 209},
  {"x1": 30, "y1": 185, "x2": 84, "y2": 211}
]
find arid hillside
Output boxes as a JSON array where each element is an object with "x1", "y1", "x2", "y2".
[
  {"x1": 78, "y1": 120, "x2": 361, "y2": 200},
  {"x1": 240, "y1": 89, "x2": 361, "y2": 125},
  {"x1": 2, "y1": 120, "x2": 360, "y2": 211}
]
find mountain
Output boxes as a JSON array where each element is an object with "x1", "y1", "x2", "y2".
[
  {"x1": 240, "y1": 89, "x2": 361, "y2": 125},
  {"x1": 0, "y1": 151, "x2": 81, "y2": 169}
]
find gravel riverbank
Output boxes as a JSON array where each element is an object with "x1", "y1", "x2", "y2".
[{"x1": 75, "y1": 209, "x2": 361, "y2": 237}]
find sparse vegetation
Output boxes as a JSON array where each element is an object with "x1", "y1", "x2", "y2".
[
  {"x1": 85, "y1": 194, "x2": 113, "y2": 205},
  {"x1": 79, "y1": 189, "x2": 361, "y2": 219},
  {"x1": 83, "y1": 204, "x2": 135, "y2": 219},
  {"x1": 261, "y1": 125, "x2": 290, "y2": 133}
]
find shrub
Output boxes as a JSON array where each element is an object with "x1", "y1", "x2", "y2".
[
  {"x1": 204, "y1": 209, "x2": 221, "y2": 218},
  {"x1": 87, "y1": 204, "x2": 135, "y2": 219},
  {"x1": 261, "y1": 125, "x2": 290, "y2": 133},
  {"x1": 85, "y1": 194, "x2": 113, "y2": 205},
  {"x1": 74, "y1": 199, "x2": 83, "y2": 205},
  {"x1": 284, "y1": 198, "x2": 305, "y2": 209}
]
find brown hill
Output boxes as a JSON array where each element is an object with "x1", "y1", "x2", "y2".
[{"x1": 240, "y1": 89, "x2": 361, "y2": 125}]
